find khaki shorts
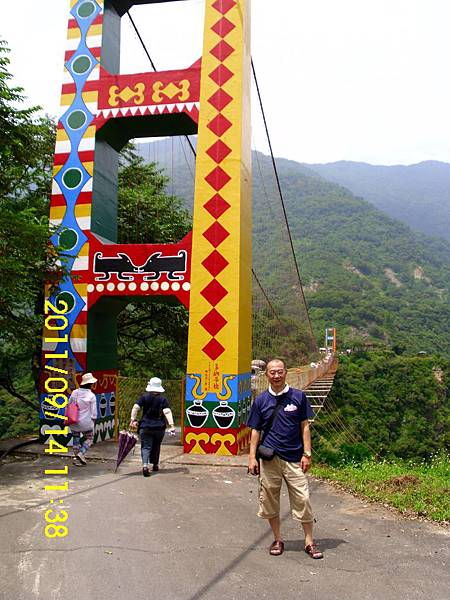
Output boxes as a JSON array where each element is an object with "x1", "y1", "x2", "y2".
[{"x1": 258, "y1": 455, "x2": 314, "y2": 524}]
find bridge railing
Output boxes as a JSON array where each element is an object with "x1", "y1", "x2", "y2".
[
  {"x1": 252, "y1": 354, "x2": 338, "y2": 397},
  {"x1": 288, "y1": 354, "x2": 338, "y2": 390}
]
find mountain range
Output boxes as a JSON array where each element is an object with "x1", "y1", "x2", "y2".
[
  {"x1": 305, "y1": 160, "x2": 450, "y2": 242},
  {"x1": 137, "y1": 141, "x2": 450, "y2": 354}
]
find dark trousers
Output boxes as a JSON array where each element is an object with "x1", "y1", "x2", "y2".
[{"x1": 139, "y1": 428, "x2": 165, "y2": 466}]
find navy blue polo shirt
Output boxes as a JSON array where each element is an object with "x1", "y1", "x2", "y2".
[
  {"x1": 137, "y1": 393, "x2": 169, "y2": 429},
  {"x1": 247, "y1": 387, "x2": 313, "y2": 462}
]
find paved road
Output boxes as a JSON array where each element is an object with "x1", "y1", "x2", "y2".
[{"x1": 0, "y1": 444, "x2": 448, "y2": 600}]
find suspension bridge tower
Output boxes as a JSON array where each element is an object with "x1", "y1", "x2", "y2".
[{"x1": 40, "y1": 0, "x2": 252, "y2": 456}]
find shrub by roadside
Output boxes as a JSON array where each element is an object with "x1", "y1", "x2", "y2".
[{"x1": 0, "y1": 386, "x2": 39, "y2": 440}]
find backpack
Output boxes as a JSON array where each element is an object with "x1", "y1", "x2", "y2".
[{"x1": 64, "y1": 401, "x2": 79, "y2": 426}]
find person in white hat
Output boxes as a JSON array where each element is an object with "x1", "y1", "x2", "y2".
[
  {"x1": 68, "y1": 372, "x2": 98, "y2": 466},
  {"x1": 129, "y1": 377, "x2": 175, "y2": 477}
]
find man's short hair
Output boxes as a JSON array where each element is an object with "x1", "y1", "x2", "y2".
[{"x1": 266, "y1": 358, "x2": 286, "y2": 372}]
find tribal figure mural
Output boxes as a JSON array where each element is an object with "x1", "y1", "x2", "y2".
[{"x1": 41, "y1": 0, "x2": 252, "y2": 455}]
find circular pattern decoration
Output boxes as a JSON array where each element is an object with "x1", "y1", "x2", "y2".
[
  {"x1": 171, "y1": 282, "x2": 180, "y2": 292},
  {"x1": 128, "y1": 282, "x2": 137, "y2": 291},
  {"x1": 182, "y1": 282, "x2": 191, "y2": 291},
  {"x1": 67, "y1": 110, "x2": 87, "y2": 130},
  {"x1": 150, "y1": 282, "x2": 159, "y2": 291},
  {"x1": 62, "y1": 168, "x2": 83, "y2": 190},
  {"x1": 140, "y1": 282, "x2": 149, "y2": 291},
  {"x1": 96, "y1": 284, "x2": 104, "y2": 292},
  {"x1": 59, "y1": 228, "x2": 78, "y2": 251},
  {"x1": 55, "y1": 291, "x2": 76, "y2": 313},
  {"x1": 77, "y1": 1, "x2": 96, "y2": 18},
  {"x1": 106, "y1": 283, "x2": 115, "y2": 292},
  {"x1": 161, "y1": 282, "x2": 170, "y2": 291},
  {"x1": 117, "y1": 283, "x2": 126, "y2": 292},
  {"x1": 87, "y1": 284, "x2": 95, "y2": 293},
  {"x1": 72, "y1": 55, "x2": 92, "y2": 75}
]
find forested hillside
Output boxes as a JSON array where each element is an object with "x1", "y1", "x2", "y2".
[
  {"x1": 138, "y1": 143, "x2": 450, "y2": 354},
  {"x1": 306, "y1": 160, "x2": 450, "y2": 241},
  {"x1": 315, "y1": 351, "x2": 450, "y2": 461}
]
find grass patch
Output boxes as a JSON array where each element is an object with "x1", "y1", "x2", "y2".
[{"x1": 312, "y1": 453, "x2": 450, "y2": 523}]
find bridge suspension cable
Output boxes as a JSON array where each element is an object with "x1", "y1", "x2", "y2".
[
  {"x1": 305, "y1": 377, "x2": 377, "y2": 456},
  {"x1": 251, "y1": 59, "x2": 317, "y2": 346}
]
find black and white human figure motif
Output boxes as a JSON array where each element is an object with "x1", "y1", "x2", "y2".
[
  {"x1": 99, "y1": 393, "x2": 107, "y2": 418},
  {"x1": 109, "y1": 392, "x2": 116, "y2": 417},
  {"x1": 140, "y1": 250, "x2": 187, "y2": 281},
  {"x1": 94, "y1": 252, "x2": 140, "y2": 281}
]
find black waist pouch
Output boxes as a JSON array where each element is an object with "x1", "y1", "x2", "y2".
[{"x1": 256, "y1": 444, "x2": 275, "y2": 461}]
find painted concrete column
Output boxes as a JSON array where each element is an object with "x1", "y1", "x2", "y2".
[{"x1": 184, "y1": 0, "x2": 252, "y2": 455}]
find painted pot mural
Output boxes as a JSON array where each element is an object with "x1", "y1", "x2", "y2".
[
  {"x1": 186, "y1": 400, "x2": 209, "y2": 428},
  {"x1": 212, "y1": 401, "x2": 235, "y2": 429}
]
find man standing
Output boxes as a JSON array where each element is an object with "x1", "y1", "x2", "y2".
[{"x1": 247, "y1": 358, "x2": 323, "y2": 559}]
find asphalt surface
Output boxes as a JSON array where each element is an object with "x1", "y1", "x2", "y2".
[{"x1": 0, "y1": 437, "x2": 448, "y2": 600}]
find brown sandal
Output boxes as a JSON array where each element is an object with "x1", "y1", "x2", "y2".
[
  {"x1": 305, "y1": 543, "x2": 323, "y2": 559},
  {"x1": 269, "y1": 540, "x2": 284, "y2": 556}
]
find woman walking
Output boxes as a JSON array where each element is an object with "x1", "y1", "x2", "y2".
[
  {"x1": 68, "y1": 372, "x2": 98, "y2": 466},
  {"x1": 129, "y1": 377, "x2": 175, "y2": 477}
]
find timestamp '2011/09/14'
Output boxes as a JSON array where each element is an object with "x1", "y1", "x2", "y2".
[{"x1": 42, "y1": 298, "x2": 72, "y2": 539}]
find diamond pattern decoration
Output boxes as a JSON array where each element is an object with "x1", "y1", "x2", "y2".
[
  {"x1": 208, "y1": 88, "x2": 233, "y2": 111},
  {"x1": 210, "y1": 40, "x2": 234, "y2": 62},
  {"x1": 211, "y1": 17, "x2": 235, "y2": 38},
  {"x1": 203, "y1": 221, "x2": 230, "y2": 248},
  {"x1": 209, "y1": 64, "x2": 233, "y2": 87},
  {"x1": 206, "y1": 140, "x2": 232, "y2": 164},
  {"x1": 187, "y1": 0, "x2": 244, "y2": 371},
  {"x1": 207, "y1": 113, "x2": 232, "y2": 137},
  {"x1": 202, "y1": 338, "x2": 225, "y2": 361},
  {"x1": 202, "y1": 250, "x2": 229, "y2": 277},
  {"x1": 205, "y1": 166, "x2": 231, "y2": 191},
  {"x1": 212, "y1": 0, "x2": 236, "y2": 15},
  {"x1": 200, "y1": 278, "x2": 228, "y2": 306},
  {"x1": 203, "y1": 193, "x2": 231, "y2": 219},
  {"x1": 200, "y1": 308, "x2": 228, "y2": 337}
]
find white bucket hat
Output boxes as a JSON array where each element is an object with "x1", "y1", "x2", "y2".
[
  {"x1": 146, "y1": 377, "x2": 165, "y2": 393},
  {"x1": 81, "y1": 372, "x2": 97, "y2": 386}
]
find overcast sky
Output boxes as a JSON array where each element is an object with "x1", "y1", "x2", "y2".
[{"x1": 2, "y1": 0, "x2": 450, "y2": 165}]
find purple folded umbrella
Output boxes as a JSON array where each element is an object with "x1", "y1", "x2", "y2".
[{"x1": 114, "y1": 430, "x2": 138, "y2": 472}]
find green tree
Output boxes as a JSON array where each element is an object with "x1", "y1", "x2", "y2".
[
  {"x1": 322, "y1": 352, "x2": 450, "y2": 461},
  {"x1": 0, "y1": 40, "x2": 58, "y2": 414}
]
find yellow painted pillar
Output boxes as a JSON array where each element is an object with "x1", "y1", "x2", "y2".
[{"x1": 184, "y1": 0, "x2": 252, "y2": 454}]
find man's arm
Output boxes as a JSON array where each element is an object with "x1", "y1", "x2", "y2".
[
  {"x1": 300, "y1": 419, "x2": 312, "y2": 473},
  {"x1": 248, "y1": 428, "x2": 261, "y2": 475}
]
